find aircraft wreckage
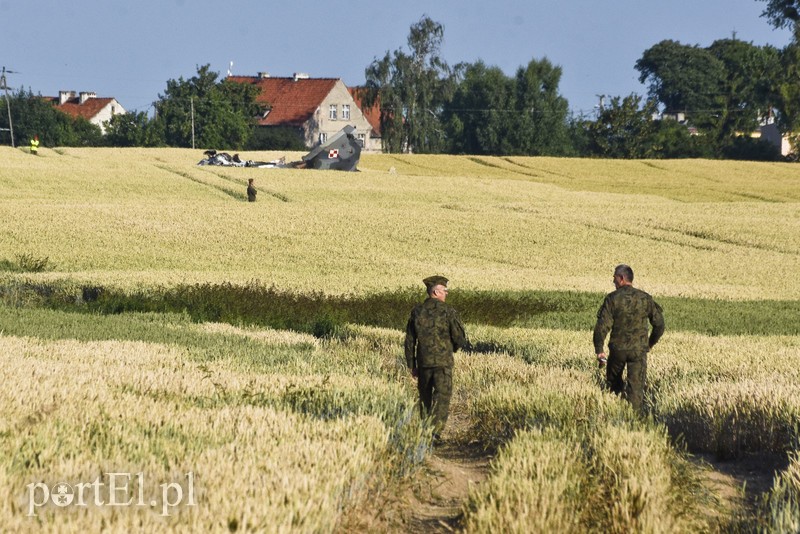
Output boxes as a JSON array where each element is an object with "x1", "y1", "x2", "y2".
[{"x1": 197, "y1": 125, "x2": 362, "y2": 172}]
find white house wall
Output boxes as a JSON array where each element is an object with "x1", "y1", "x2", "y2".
[
  {"x1": 93, "y1": 99, "x2": 126, "y2": 135},
  {"x1": 305, "y1": 81, "x2": 380, "y2": 152}
]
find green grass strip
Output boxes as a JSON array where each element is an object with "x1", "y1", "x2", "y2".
[{"x1": 2, "y1": 280, "x2": 797, "y2": 337}]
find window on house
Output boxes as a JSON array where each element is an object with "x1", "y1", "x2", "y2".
[
  {"x1": 357, "y1": 133, "x2": 365, "y2": 147},
  {"x1": 329, "y1": 105, "x2": 337, "y2": 120},
  {"x1": 342, "y1": 105, "x2": 350, "y2": 120},
  {"x1": 319, "y1": 132, "x2": 327, "y2": 144}
]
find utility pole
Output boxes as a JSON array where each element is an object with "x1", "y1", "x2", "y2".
[
  {"x1": 190, "y1": 96, "x2": 195, "y2": 149},
  {"x1": 1, "y1": 66, "x2": 15, "y2": 148}
]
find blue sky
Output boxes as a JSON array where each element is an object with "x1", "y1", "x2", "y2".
[{"x1": 1, "y1": 0, "x2": 793, "y2": 117}]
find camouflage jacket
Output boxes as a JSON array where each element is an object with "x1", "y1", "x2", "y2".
[
  {"x1": 405, "y1": 298, "x2": 468, "y2": 369},
  {"x1": 593, "y1": 285, "x2": 665, "y2": 354}
]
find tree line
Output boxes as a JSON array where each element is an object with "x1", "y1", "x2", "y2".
[{"x1": 2, "y1": 0, "x2": 799, "y2": 160}]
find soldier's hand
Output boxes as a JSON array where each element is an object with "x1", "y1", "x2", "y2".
[
  {"x1": 410, "y1": 368, "x2": 419, "y2": 378},
  {"x1": 596, "y1": 353, "x2": 607, "y2": 368}
]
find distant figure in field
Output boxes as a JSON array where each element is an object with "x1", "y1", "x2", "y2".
[
  {"x1": 30, "y1": 135, "x2": 39, "y2": 155},
  {"x1": 405, "y1": 275, "x2": 469, "y2": 442},
  {"x1": 593, "y1": 264, "x2": 665, "y2": 415},
  {"x1": 247, "y1": 178, "x2": 257, "y2": 202}
]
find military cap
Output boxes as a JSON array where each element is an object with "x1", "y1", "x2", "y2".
[{"x1": 423, "y1": 275, "x2": 449, "y2": 290}]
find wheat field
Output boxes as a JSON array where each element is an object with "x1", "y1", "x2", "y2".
[{"x1": 1, "y1": 145, "x2": 799, "y2": 532}]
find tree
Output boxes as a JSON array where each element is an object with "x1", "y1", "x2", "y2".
[
  {"x1": 442, "y1": 58, "x2": 571, "y2": 156},
  {"x1": 509, "y1": 58, "x2": 571, "y2": 156},
  {"x1": 759, "y1": 0, "x2": 800, "y2": 29},
  {"x1": 363, "y1": 16, "x2": 456, "y2": 153},
  {"x1": 245, "y1": 126, "x2": 306, "y2": 151},
  {"x1": 636, "y1": 38, "x2": 781, "y2": 155},
  {"x1": 443, "y1": 61, "x2": 515, "y2": 154},
  {"x1": 636, "y1": 40, "x2": 727, "y2": 134},
  {"x1": 105, "y1": 110, "x2": 164, "y2": 147},
  {"x1": 775, "y1": 27, "x2": 800, "y2": 153},
  {"x1": 650, "y1": 119, "x2": 714, "y2": 159},
  {"x1": 708, "y1": 39, "x2": 780, "y2": 143},
  {"x1": 154, "y1": 64, "x2": 260, "y2": 149},
  {"x1": 584, "y1": 94, "x2": 660, "y2": 158},
  {"x1": 68, "y1": 117, "x2": 104, "y2": 147},
  {"x1": 0, "y1": 87, "x2": 102, "y2": 147}
]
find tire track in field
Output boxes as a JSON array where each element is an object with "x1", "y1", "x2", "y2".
[
  {"x1": 462, "y1": 156, "x2": 573, "y2": 181},
  {"x1": 651, "y1": 223, "x2": 800, "y2": 255},
  {"x1": 384, "y1": 155, "x2": 445, "y2": 175},
  {"x1": 154, "y1": 164, "x2": 243, "y2": 200},
  {"x1": 500, "y1": 158, "x2": 798, "y2": 203},
  {"x1": 499, "y1": 156, "x2": 578, "y2": 180},
  {"x1": 202, "y1": 168, "x2": 291, "y2": 202},
  {"x1": 565, "y1": 217, "x2": 799, "y2": 256}
]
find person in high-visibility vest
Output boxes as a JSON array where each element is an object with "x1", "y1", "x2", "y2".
[{"x1": 30, "y1": 135, "x2": 39, "y2": 155}]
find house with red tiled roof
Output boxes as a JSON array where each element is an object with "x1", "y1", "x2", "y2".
[
  {"x1": 48, "y1": 91, "x2": 126, "y2": 134},
  {"x1": 348, "y1": 87, "x2": 381, "y2": 144},
  {"x1": 226, "y1": 73, "x2": 382, "y2": 152}
]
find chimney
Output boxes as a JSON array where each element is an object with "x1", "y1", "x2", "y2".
[
  {"x1": 258, "y1": 71, "x2": 270, "y2": 79},
  {"x1": 59, "y1": 90, "x2": 76, "y2": 105},
  {"x1": 79, "y1": 91, "x2": 96, "y2": 104},
  {"x1": 293, "y1": 72, "x2": 309, "y2": 81}
]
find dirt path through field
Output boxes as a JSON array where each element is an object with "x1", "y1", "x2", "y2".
[
  {"x1": 342, "y1": 408, "x2": 492, "y2": 533},
  {"x1": 399, "y1": 407, "x2": 491, "y2": 533},
  {"x1": 691, "y1": 451, "x2": 787, "y2": 530},
  {"x1": 404, "y1": 437, "x2": 491, "y2": 533}
]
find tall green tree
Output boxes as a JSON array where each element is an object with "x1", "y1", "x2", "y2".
[
  {"x1": 584, "y1": 94, "x2": 659, "y2": 158},
  {"x1": 363, "y1": 16, "x2": 455, "y2": 153},
  {"x1": 154, "y1": 64, "x2": 259, "y2": 149},
  {"x1": 635, "y1": 40, "x2": 727, "y2": 134},
  {"x1": 442, "y1": 58, "x2": 571, "y2": 156},
  {"x1": 776, "y1": 27, "x2": 800, "y2": 151},
  {"x1": 443, "y1": 61, "x2": 515, "y2": 154},
  {"x1": 509, "y1": 58, "x2": 571, "y2": 155},
  {"x1": 636, "y1": 38, "x2": 781, "y2": 156},
  {"x1": 708, "y1": 39, "x2": 780, "y2": 142}
]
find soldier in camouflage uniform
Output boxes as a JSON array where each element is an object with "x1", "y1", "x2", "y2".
[
  {"x1": 405, "y1": 275, "x2": 469, "y2": 440},
  {"x1": 593, "y1": 264, "x2": 665, "y2": 415}
]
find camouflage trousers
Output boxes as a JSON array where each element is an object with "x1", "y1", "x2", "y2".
[
  {"x1": 606, "y1": 349, "x2": 647, "y2": 415},
  {"x1": 417, "y1": 367, "x2": 452, "y2": 435}
]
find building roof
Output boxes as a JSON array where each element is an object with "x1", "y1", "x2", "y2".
[
  {"x1": 48, "y1": 96, "x2": 116, "y2": 121},
  {"x1": 348, "y1": 87, "x2": 381, "y2": 137},
  {"x1": 226, "y1": 76, "x2": 339, "y2": 127}
]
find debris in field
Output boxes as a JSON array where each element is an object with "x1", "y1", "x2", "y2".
[
  {"x1": 197, "y1": 150, "x2": 286, "y2": 168},
  {"x1": 196, "y1": 125, "x2": 361, "y2": 171},
  {"x1": 300, "y1": 125, "x2": 361, "y2": 171}
]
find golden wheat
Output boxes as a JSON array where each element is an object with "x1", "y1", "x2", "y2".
[{"x1": 1, "y1": 147, "x2": 798, "y2": 299}]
